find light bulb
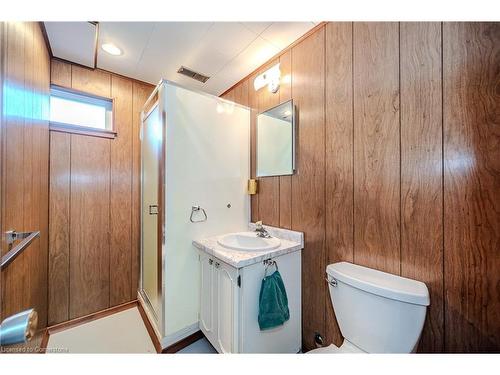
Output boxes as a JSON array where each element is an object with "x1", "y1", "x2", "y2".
[{"x1": 101, "y1": 43, "x2": 122, "y2": 56}]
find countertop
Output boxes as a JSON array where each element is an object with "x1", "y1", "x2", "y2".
[{"x1": 193, "y1": 224, "x2": 304, "y2": 268}]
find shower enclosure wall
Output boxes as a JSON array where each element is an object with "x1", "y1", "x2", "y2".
[{"x1": 139, "y1": 80, "x2": 250, "y2": 348}]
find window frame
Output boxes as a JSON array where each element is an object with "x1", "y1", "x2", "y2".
[{"x1": 49, "y1": 85, "x2": 117, "y2": 139}]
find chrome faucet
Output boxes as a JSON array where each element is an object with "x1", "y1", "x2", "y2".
[{"x1": 255, "y1": 221, "x2": 271, "y2": 238}]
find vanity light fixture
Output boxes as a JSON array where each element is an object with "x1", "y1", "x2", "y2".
[
  {"x1": 254, "y1": 63, "x2": 281, "y2": 93},
  {"x1": 101, "y1": 43, "x2": 122, "y2": 56}
]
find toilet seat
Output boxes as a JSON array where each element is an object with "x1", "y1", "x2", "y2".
[{"x1": 307, "y1": 340, "x2": 365, "y2": 354}]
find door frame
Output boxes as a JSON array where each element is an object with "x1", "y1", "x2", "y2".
[{"x1": 138, "y1": 87, "x2": 166, "y2": 338}]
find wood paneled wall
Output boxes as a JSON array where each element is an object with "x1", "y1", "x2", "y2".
[
  {"x1": 443, "y1": 22, "x2": 500, "y2": 352},
  {"x1": 48, "y1": 59, "x2": 153, "y2": 324},
  {"x1": 0, "y1": 22, "x2": 50, "y2": 329},
  {"x1": 221, "y1": 22, "x2": 500, "y2": 353}
]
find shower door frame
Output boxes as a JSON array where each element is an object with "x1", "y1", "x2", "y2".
[{"x1": 139, "y1": 83, "x2": 166, "y2": 339}]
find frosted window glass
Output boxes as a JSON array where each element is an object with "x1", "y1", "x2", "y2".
[{"x1": 49, "y1": 88, "x2": 112, "y2": 130}]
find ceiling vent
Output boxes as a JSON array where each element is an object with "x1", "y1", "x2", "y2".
[{"x1": 177, "y1": 66, "x2": 210, "y2": 83}]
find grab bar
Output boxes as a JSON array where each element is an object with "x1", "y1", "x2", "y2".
[{"x1": 1, "y1": 231, "x2": 40, "y2": 270}]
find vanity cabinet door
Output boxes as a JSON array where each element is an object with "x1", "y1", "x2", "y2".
[
  {"x1": 215, "y1": 260, "x2": 239, "y2": 353},
  {"x1": 199, "y1": 253, "x2": 215, "y2": 343}
]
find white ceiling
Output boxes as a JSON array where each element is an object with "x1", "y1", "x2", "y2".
[
  {"x1": 44, "y1": 22, "x2": 317, "y2": 95},
  {"x1": 45, "y1": 22, "x2": 97, "y2": 68}
]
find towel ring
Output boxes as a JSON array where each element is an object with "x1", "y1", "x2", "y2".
[
  {"x1": 263, "y1": 259, "x2": 278, "y2": 278},
  {"x1": 190, "y1": 206, "x2": 207, "y2": 223}
]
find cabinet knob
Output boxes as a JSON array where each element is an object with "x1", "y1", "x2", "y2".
[
  {"x1": 215, "y1": 262, "x2": 220, "y2": 268},
  {"x1": 208, "y1": 259, "x2": 213, "y2": 265}
]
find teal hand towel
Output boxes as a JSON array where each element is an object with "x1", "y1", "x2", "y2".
[{"x1": 258, "y1": 270, "x2": 290, "y2": 330}]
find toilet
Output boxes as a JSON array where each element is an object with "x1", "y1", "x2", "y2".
[{"x1": 309, "y1": 262, "x2": 430, "y2": 353}]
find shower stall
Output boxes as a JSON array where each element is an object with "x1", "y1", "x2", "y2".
[{"x1": 139, "y1": 80, "x2": 250, "y2": 348}]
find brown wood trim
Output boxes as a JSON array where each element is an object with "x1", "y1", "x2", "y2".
[
  {"x1": 39, "y1": 22, "x2": 53, "y2": 58},
  {"x1": 46, "y1": 300, "x2": 137, "y2": 336},
  {"x1": 136, "y1": 300, "x2": 163, "y2": 353},
  {"x1": 220, "y1": 21, "x2": 327, "y2": 97},
  {"x1": 162, "y1": 330, "x2": 204, "y2": 354},
  {"x1": 51, "y1": 56, "x2": 155, "y2": 88},
  {"x1": 92, "y1": 22, "x2": 99, "y2": 69},
  {"x1": 50, "y1": 122, "x2": 117, "y2": 139},
  {"x1": 39, "y1": 329, "x2": 50, "y2": 353},
  {"x1": 136, "y1": 298, "x2": 204, "y2": 354}
]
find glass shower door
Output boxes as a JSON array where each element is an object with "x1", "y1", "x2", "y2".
[{"x1": 141, "y1": 104, "x2": 162, "y2": 322}]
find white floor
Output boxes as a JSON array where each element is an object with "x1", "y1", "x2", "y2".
[{"x1": 46, "y1": 307, "x2": 157, "y2": 353}]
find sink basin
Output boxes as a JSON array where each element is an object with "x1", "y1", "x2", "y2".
[{"x1": 217, "y1": 232, "x2": 281, "y2": 252}]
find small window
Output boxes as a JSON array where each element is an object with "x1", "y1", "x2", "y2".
[{"x1": 50, "y1": 86, "x2": 113, "y2": 135}]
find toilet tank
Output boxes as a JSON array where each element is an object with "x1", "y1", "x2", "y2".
[{"x1": 326, "y1": 262, "x2": 430, "y2": 353}]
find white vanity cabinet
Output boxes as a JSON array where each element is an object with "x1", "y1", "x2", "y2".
[
  {"x1": 199, "y1": 252, "x2": 215, "y2": 344},
  {"x1": 199, "y1": 252, "x2": 239, "y2": 353},
  {"x1": 198, "y1": 247, "x2": 301, "y2": 353}
]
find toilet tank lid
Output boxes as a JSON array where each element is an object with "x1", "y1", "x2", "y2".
[{"x1": 326, "y1": 262, "x2": 430, "y2": 306}]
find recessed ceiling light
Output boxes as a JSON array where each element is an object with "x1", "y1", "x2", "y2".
[{"x1": 101, "y1": 43, "x2": 122, "y2": 56}]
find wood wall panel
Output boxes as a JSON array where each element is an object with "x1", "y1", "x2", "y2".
[
  {"x1": 400, "y1": 22, "x2": 444, "y2": 352},
  {"x1": 325, "y1": 22, "x2": 354, "y2": 346},
  {"x1": 222, "y1": 79, "x2": 248, "y2": 107},
  {"x1": 48, "y1": 60, "x2": 154, "y2": 323},
  {"x1": 291, "y1": 28, "x2": 326, "y2": 350},
  {"x1": 22, "y1": 22, "x2": 37, "y2": 315},
  {"x1": 110, "y1": 75, "x2": 133, "y2": 305},
  {"x1": 71, "y1": 65, "x2": 111, "y2": 98},
  {"x1": 1, "y1": 22, "x2": 50, "y2": 330},
  {"x1": 353, "y1": 22, "x2": 401, "y2": 274},
  {"x1": 38, "y1": 23, "x2": 51, "y2": 331},
  {"x1": 443, "y1": 22, "x2": 500, "y2": 353},
  {"x1": 48, "y1": 132, "x2": 71, "y2": 324},
  {"x1": 245, "y1": 53, "x2": 294, "y2": 228},
  {"x1": 2, "y1": 22, "x2": 27, "y2": 321},
  {"x1": 221, "y1": 87, "x2": 234, "y2": 102},
  {"x1": 50, "y1": 58, "x2": 71, "y2": 88},
  {"x1": 69, "y1": 135, "x2": 111, "y2": 319},
  {"x1": 255, "y1": 60, "x2": 280, "y2": 227},
  {"x1": 248, "y1": 75, "x2": 259, "y2": 223},
  {"x1": 222, "y1": 21, "x2": 500, "y2": 353},
  {"x1": 232, "y1": 79, "x2": 249, "y2": 106},
  {"x1": 278, "y1": 50, "x2": 292, "y2": 230}
]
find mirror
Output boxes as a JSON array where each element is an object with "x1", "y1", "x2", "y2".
[{"x1": 256, "y1": 100, "x2": 295, "y2": 177}]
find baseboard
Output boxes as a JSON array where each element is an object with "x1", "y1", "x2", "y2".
[
  {"x1": 162, "y1": 330, "x2": 204, "y2": 353},
  {"x1": 136, "y1": 294, "x2": 202, "y2": 353},
  {"x1": 161, "y1": 322, "x2": 201, "y2": 350},
  {"x1": 136, "y1": 292, "x2": 162, "y2": 341},
  {"x1": 136, "y1": 301, "x2": 163, "y2": 353}
]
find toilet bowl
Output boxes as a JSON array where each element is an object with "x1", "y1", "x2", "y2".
[{"x1": 309, "y1": 262, "x2": 430, "y2": 354}]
